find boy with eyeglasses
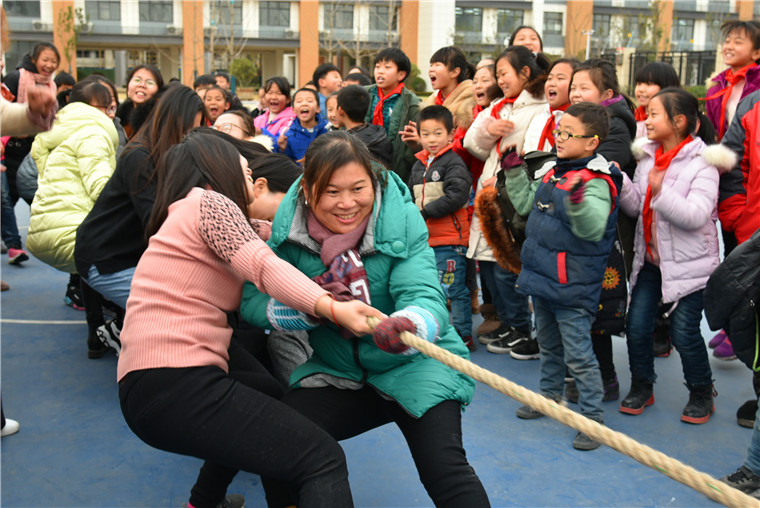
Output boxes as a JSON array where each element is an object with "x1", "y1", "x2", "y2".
[{"x1": 500, "y1": 102, "x2": 623, "y2": 451}]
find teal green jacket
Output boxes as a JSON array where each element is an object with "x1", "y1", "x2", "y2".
[
  {"x1": 364, "y1": 84, "x2": 420, "y2": 183},
  {"x1": 240, "y1": 171, "x2": 475, "y2": 417}
]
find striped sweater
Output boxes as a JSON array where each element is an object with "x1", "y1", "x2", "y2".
[{"x1": 117, "y1": 187, "x2": 327, "y2": 381}]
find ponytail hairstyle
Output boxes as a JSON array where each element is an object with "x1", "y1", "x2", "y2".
[
  {"x1": 653, "y1": 87, "x2": 718, "y2": 145},
  {"x1": 430, "y1": 46, "x2": 476, "y2": 83},
  {"x1": 495, "y1": 45, "x2": 547, "y2": 99},
  {"x1": 573, "y1": 58, "x2": 636, "y2": 112},
  {"x1": 146, "y1": 131, "x2": 250, "y2": 238},
  {"x1": 68, "y1": 79, "x2": 113, "y2": 110}
]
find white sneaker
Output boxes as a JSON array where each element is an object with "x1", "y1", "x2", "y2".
[{"x1": 1, "y1": 418, "x2": 20, "y2": 437}]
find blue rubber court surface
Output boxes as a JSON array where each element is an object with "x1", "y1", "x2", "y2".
[{"x1": 1, "y1": 202, "x2": 753, "y2": 507}]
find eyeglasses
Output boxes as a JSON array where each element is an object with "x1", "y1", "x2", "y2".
[
  {"x1": 130, "y1": 76, "x2": 157, "y2": 87},
  {"x1": 552, "y1": 129, "x2": 599, "y2": 141},
  {"x1": 93, "y1": 104, "x2": 117, "y2": 115},
  {"x1": 213, "y1": 122, "x2": 244, "y2": 134}
]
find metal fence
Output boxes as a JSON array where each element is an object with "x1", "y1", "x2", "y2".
[{"x1": 627, "y1": 50, "x2": 716, "y2": 92}]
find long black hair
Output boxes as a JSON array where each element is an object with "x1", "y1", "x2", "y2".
[{"x1": 146, "y1": 131, "x2": 250, "y2": 237}]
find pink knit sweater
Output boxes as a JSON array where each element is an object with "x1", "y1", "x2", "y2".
[{"x1": 117, "y1": 187, "x2": 327, "y2": 381}]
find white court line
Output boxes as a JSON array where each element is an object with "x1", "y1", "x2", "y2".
[{"x1": 1, "y1": 319, "x2": 87, "y2": 325}]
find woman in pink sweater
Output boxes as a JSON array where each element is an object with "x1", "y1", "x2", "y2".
[{"x1": 117, "y1": 131, "x2": 383, "y2": 508}]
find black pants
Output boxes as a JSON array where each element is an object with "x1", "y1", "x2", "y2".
[
  {"x1": 268, "y1": 385, "x2": 490, "y2": 508},
  {"x1": 119, "y1": 366, "x2": 353, "y2": 508}
]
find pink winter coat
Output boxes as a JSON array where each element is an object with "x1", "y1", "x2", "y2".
[
  {"x1": 253, "y1": 107, "x2": 295, "y2": 148},
  {"x1": 620, "y1": 137, "x2": 737, "y2": 303}
]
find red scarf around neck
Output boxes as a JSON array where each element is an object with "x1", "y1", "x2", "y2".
[
  {"x1": 642, "y1": 135, "x2": 693, "y2": 257},
  {"x1": 705, "y1": 63, "x2": 756, "y2": 138},
  {"x1": 537, "y1": 103, "x2": 569, "y2": 149},
  {"x1": 490, "y1": 96, "x2": 518, "y2": 119},
  {"x1": 372, "y1": 82, "x2": 405, "y2": 127},
  {"x1": 634, "y1": 105, "x2": 647, "y2": 122}
]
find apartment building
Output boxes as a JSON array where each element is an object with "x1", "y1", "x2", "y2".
[{"x1": 2, "y1": 0, "x2": 757, "y2": 91}]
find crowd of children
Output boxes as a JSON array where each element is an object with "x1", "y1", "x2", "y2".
[{"x1": 4, "y1": 16, "x2": 760, "y2": 504}]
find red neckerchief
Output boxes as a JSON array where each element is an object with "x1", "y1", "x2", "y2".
[
  {"x1": 1, "y1": 83, "x2": 15, "y2": 102},
  {"x1": 704, "y1": 63, "x2": 756, "y2": 138},
  {"x1": 634, "y1": 105, "x2": 647, "y2": 122},
  {"x1": 490, "y1": 96, "x2": 518, "y2": 119},
  {"x1": 472, "y1": 104, "x2": 483, "y2": 117},
  {"x1": 490, "y1": 96, "x2": 519, "y2": 158},
  {"x1": 372, "y1": 82, "x2": 405, "y2": 127},
  {"x1": 642, "y1": 135, "x2": 693, "y2": 258},
  {"x1": 537, "y1": 103, "x2": 569, "y2": 149}
]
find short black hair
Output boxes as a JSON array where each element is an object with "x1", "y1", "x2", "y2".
[
  {"x1": 337, "y1": 85, "x2": 370, "y2": 122},
  {"x1": 373, "y1": 48, "x2": 411, "y2": 82},
  {"x1": 344, "y1": 72, "x2": 372, "y2": 86},
  {"x1": 294, "y1": 87, "x2": 320, "y2": 104},
  {"x1": 722, "y1": 20, "x2": 760, "y2": 53},
  {"x1": 193, "y1": 74, "x2": 217, "y2": 89},
  {"x1": 54, "y1": 71, "x2": 76, "y2": 88},
  {"x1": 634, "y1": 61, "x2": 680, "y2": 88},
  {"x1": 204, "y1": 85, "x2": 230, "y2": 103},
  {"x1": 312, "y1": 63, "x2": 341, "y2": 89},
  {"x1": 416, "y1": 105, "x2": 454, "y2": 133},
  {"x1": 215, "y1": 71, "x2": 230, "y2": 82},
  {"x1": 564, "y1": 102, "x2": 609, "y2": 141}
]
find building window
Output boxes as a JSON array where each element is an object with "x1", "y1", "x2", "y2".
[
  {"x1": 260, "y1": 1, "x2": 290, "y2": 27},
  {"x1": 324, "y1": 3, "x2": 353, "y2": 30},
  {"x1": 369, "y1": 4, "x2": 398, "y2": 31},
  {"x1": 593, "y1": 14, "x2": 610, "y2": 40},
  {"x1": 496, "y1": 9, "x2": 524, "y2": 38},
  {"x1": 705, "y1": 17, "x2": 723, "y2": 45},
  {"x1": 4, "y1": 1, "x2": 40, "y2": 17},
  {"x1": 455, "y1": 7, "x2": 482, "y2": 33},
  {"x1": 623, "y1": 16, "x2": 647, "y2": 45},
  {"x1": 85, "y1": 1, "x2": 121, "y2": 21},
  {"x1": 672, "y1": 18, "x2": 695, "y2": 45},
  {"x1": 210, "y1": 0, "x2": 243, "y2": 27},
  {"x1": 543, "y1": 12, "x2": 563, "y2": 36},
  {"x1": 139, "y1": 1, "x2": 172, "y2": 23}
]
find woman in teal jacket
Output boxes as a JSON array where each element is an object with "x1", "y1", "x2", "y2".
[{"x1": 241, "y1": 131, "x2": 488, "y2": 507}]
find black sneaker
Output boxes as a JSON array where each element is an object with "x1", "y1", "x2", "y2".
[
  {"x1": 87, "y1": 330, "x2": 109, "y2": 359},
  {"x1": 509, "y1": 338, "x2": 540, "y2": 360},
  {"x1": 215, "y1": 494, "x2": 245, "y2": 508},
  {"x1": 565, "y1": 376, "x2": 619, "y2": 404},
  {"x1": 97, "y1": 320, "x2": 122, "y2": 356},
  {"x1": 573, "y1": 431, "x2": 601, "y2": 451},
  {"x1": 721, "y1": 466, "x2": 760, "y2": 495},
  {"x1": 619, "y1": 382, "x2": 654, "y2": 415},
  {"x1": 516, "y1": 394, "x2": 564, "y2": 419},
  {"x1": 737, "y1": 399, "x2": 758, "y2": 428},
  {"x1": 681, "y1": 384, "x2": 715, "y2": 424},
  {"x1": 487, "y1": 328, "x2": 530, "y2": 354},
  {"x1": 478, "y1": 324, "x2": 511, "y2": 345},
  {"x1": 64, "y1": 283, "x2": 85, "y2": 311}
]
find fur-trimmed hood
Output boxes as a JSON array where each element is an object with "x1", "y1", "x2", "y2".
[
  {"x1": 630, "y1": 137, "x2": 738, "y2": 173},
  {"x1": 424, "y1": 80, "x2": 476, "y2": 130}
]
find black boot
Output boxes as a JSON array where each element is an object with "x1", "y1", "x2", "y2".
[
  {"x1": 737, "y1": 399, "x2": 758, "y2": 428},
  {"x1": 682, "y1": 384, "x2": 716, "y2": 424},
  {"x1": 653, "y1": 317, "x2": 672, "y2": 357},
  {"x1": 87, "y1": 330, "x2": 109, "y2": 359},
  {"x1": 619, "y1": 381, "x2": 654, "y2": 415}
]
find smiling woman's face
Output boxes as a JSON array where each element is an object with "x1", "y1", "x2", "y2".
[
  {"x1": 307, "y1": 161, "x2": 374, "y2": 234},
  {"x1": 127, "y1": 68, "x2": 159, "y2": 105}
]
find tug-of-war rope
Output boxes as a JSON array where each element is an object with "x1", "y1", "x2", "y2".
[{"x1": 366, "y1": 317, "x2": 760, "y2": 508}]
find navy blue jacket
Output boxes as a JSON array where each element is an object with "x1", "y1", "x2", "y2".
[{"x1": 284, "y1": 114, "x2": 330, "y2": 164}]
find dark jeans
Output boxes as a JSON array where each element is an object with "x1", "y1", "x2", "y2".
[
  {"x1": 625, "y1": 262, "x2": 712, "y2": 387},
  {"x1": 119, "y1": 366, "x2": 352, "y2": 508},
  {"x1": 479, "y1": 261, "x2": 531, "y2": 331},
  {"x1": 270, "y1": 385, "x2": 490, "y2": 508},
  {"x1": 1, "y1": 172, "x2": 21, "y2": 249}
]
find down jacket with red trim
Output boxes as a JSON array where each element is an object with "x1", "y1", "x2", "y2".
[
  {"x1": 515, "y1": 154, "x2": 622, "y2": 314},
  {"x1": 408, "y1": 145, "x2": 471, "y2": 247}
]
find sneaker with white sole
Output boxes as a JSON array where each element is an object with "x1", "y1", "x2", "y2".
[
  {"x1": 1, "y1": 418, "x2": 19, "y2": 437},
  {"x1": 721, "y1": 466, "x2": 760, "y2": 496},
  {"x1": 487, "y1": 328, "x2": 531, "y2": 354},
  {"x1": 97, "y1": 320, "x2": 122, "y2": 356},
  {"x1": 509, "y1": 338, "x2": 540, "y2": 360}
]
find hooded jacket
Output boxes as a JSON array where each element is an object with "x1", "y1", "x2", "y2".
[
  {"x1": 463, "y1": 88, "x2": 547, "y2": 261},
  {"x1": 719, "y1": 89, "x2": 760, "y2": 244},
  {"x1": 621, "y1": 137, "x2": 738, "y2": 303},
  {"x1": 423, "y1": 80, "x2": 476, "y2": 131},
  {"x1": 408, "y1": 145, "x2": 471, "y2": 247},
  {"x1": 240, "y1": 171, "x2": 475, "y2": 417},
  {"x1": 706, "y1": 65, "x2": 760, "y2": 138},
  {"x1": 283, "y1": 113, "x2": 329, "y2": 164},
  {"x1": 27, "y1": 102, "x2": 118, "y2": 273}
]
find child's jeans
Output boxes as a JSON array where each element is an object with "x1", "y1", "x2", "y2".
[
  {"x1": 744, "y1": 402, "x2": 760, "y2": 475},
  {"x1": 534, "y1": 296, "x2": 603, "y2": 421},
  {"x1": 434, "y1": 245, "x2": 472, "y2": 338},
  {"x1": 479, "y1": 261, "x2": 532, "y2": 332},
  {"x1": 625, "y1": 262, "x2": 712, "y2": 387}
]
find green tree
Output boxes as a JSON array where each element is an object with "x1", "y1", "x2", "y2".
[{"x1": 230, "y1": 57, "x2": 259, "y2": 87}]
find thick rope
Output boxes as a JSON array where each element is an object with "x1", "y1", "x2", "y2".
[{"x1": 366, "y1": 317, "x2": 760, "y2": 508}]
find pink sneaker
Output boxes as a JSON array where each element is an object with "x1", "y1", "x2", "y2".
[
  {"x1": 708, "y1": 330, "x2": 728, "y2": 349},
  {"x1": 713, "y1": 337, "x2": 737, "y2": 361},
  {"x1": 7, "y1": 248, "x2": 29, "y2": 265}
]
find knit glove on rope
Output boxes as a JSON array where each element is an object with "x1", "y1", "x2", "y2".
[
  {"x1": 372, "y1": 306, "x2": 439, "y2": 355},
  {"x1": 266, "y1": 298, "x2": 319, "y2": 331}
]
